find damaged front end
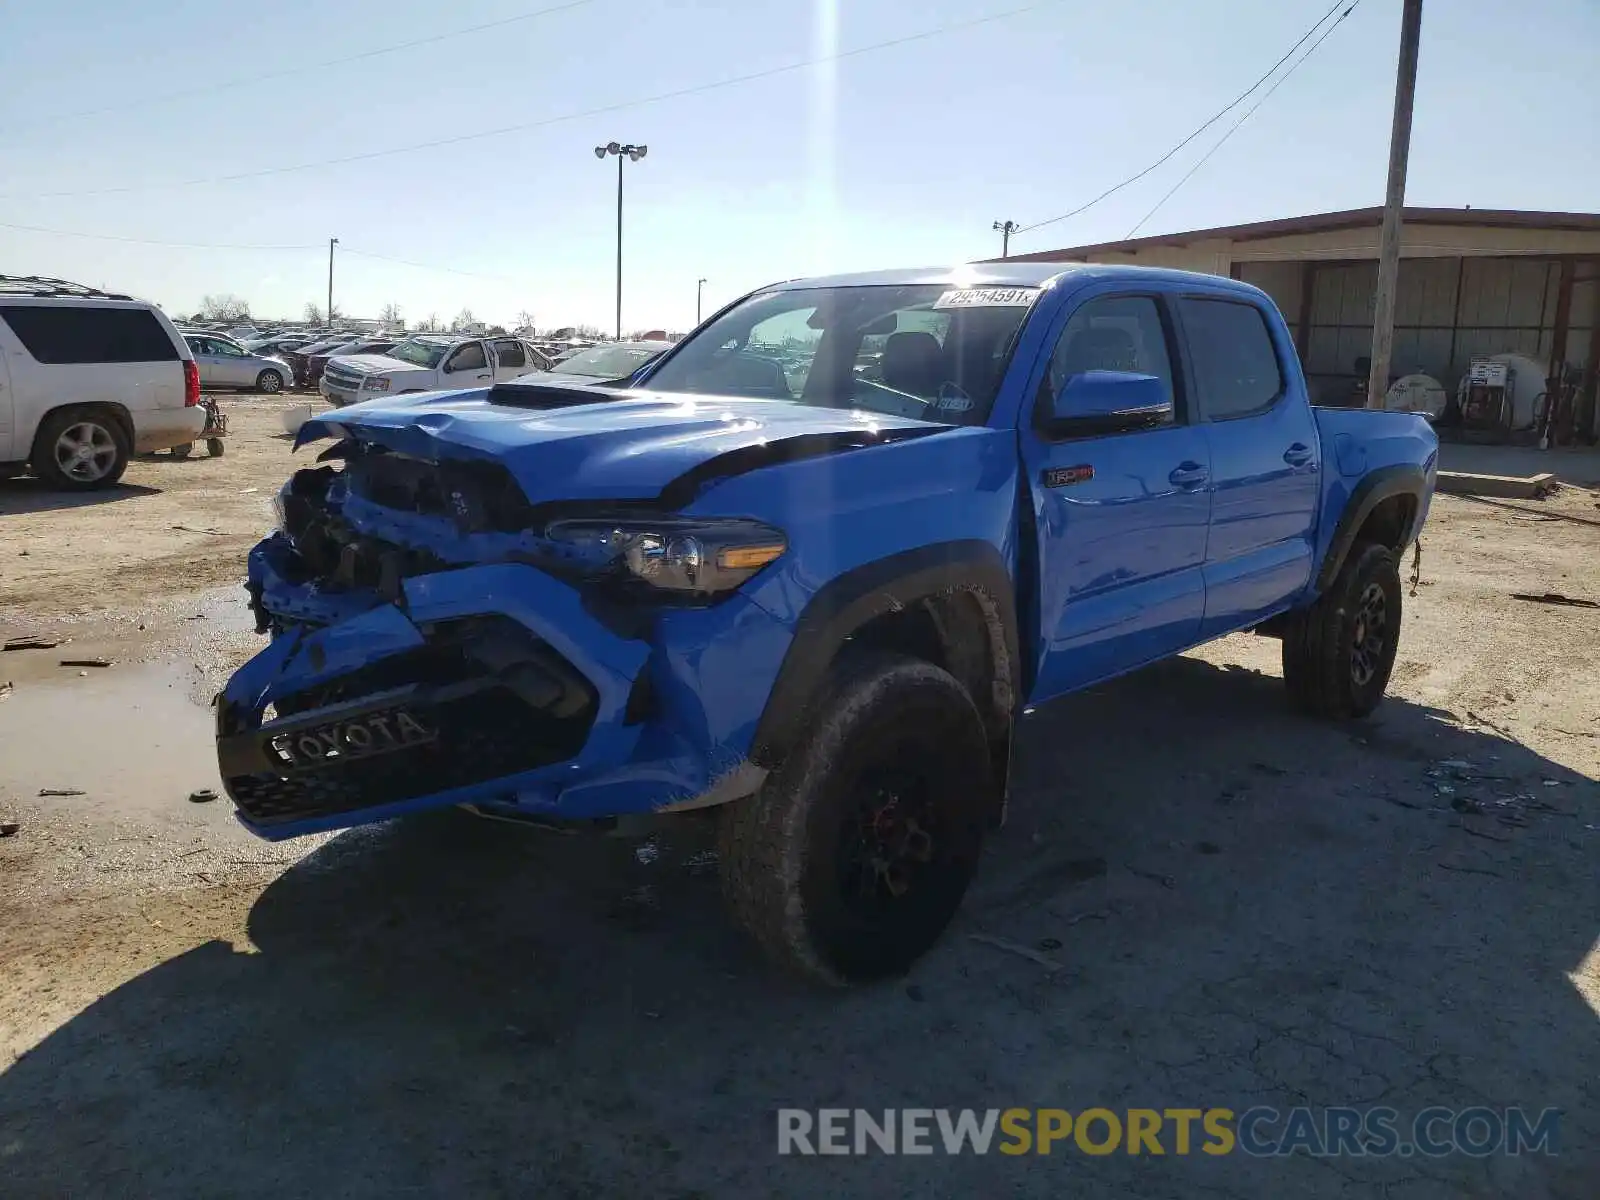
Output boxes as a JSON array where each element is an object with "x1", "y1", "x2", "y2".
[{"x1": 218, "y1": 396, "x2": 883, "y2": 840}]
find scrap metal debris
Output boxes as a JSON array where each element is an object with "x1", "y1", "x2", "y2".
[
  {"x1": 0, "y1": 681, "x2": 12, "y2": 702},
  {"x1": 3, "y1": 635, "x2": 61, "y2": 651},
  {"x1": 60, "y1": 657, "x2": 111, "y2": 668},
  {"x1": 1511, "y1": 592, "x2": 1598, "y2": 609},
  {"x1": 0, "y1": 822, "x2": 19, "y2": 838},
  {"x1": 39, "y1": 788, "x2": 85, "y2": 797},
  {"x1": 188, "y1": 788, "x2": 218, "y2": 804},
  {"x1": 969, "y1": 932, "x2": 1067, "y2": 973}
]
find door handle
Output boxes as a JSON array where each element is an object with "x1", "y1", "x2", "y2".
[
  {"x1": 1283, "y1": 442, "x2": 1314, "y2": 467},
  {"x1": 1168, "y1": 462, "x2": 1209, "y2": 489},
  {"x1": 475, "y1": 373, "x2": 491, "y2": 380}
]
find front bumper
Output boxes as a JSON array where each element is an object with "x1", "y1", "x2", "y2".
[{"x1": 220, "y1": 536, "x2": 790, "y2": 840}]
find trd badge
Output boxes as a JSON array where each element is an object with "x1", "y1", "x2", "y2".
[{"x1": 1043, "y1": 465, "x2": 1094, "y2": 488}]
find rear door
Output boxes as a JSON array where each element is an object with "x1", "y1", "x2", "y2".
[
  {"x1": 490, "y1": 338, "x2": 529, "y2": 382},
  {"x1": 189, "y1": 336, "x2": 232, "y2": 387},
  {"x1": 1176, "y1": 293, "x2": 1320, "y2": 636},
  {"x1": 1018, "y1": 288, "x2": 1212, "y2": 702}
]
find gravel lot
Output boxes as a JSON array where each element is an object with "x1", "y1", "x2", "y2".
[{"x1": 1, "y1": 399, "x2": 1597, "y2": 1198}]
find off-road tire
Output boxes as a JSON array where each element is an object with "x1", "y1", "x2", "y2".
[
  {"x1": 207, "y1": 438, "x2": 226, "y2": 457},
  {"x1": 255, "y1": 369, "x2": 284, "y2": 394},
  {"x1": 30, "y1": 407, "x2": 130, "y2": 490},
  {"x1": 1283, "y1": 541, "x2": 1402, "y2": 719},
  {"x1": 718, "y1": 652, "x2": 993, "y2": 985}
]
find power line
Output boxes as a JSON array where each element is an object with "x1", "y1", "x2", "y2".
[
  {"x1": 1012, "y1": 0, "x2": 1352, "y2": 238},
  {"x1": 0, "y1": 0, "x2": 596, "y2": 133},
  {"x1": 0, "y1": 218, "x2": 318, "y2": 252},
  {"x1": 1123, "y1": 2, "x2": 1361, "y2": 239},
  {"x1": 0, "y1": 219, "x2": 516, "y2": 282},
  {"x1": 339, "y1": 247, "x2": 519, "y2": 284},
  {"x1": 0, "y1": 1, "x2": 1063, "y2": 201}
]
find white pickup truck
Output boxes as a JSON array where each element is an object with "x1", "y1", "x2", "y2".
[{"x1": 319, "y1": 334, "x2": 552, "y2": 407}]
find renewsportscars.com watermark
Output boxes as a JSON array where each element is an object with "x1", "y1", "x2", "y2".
[{"x1": 776, "y1": 1107, "x2": 1561, "y2": 1157}]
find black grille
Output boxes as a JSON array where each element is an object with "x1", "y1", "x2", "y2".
[{"x1": 221, "y1": 617, "x2": 598, "y2": 826}]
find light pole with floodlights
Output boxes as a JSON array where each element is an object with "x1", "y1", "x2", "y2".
[
  {"x1": 696, "y1": 277, "x2": 707, "y2": 325},
  {"x1": 594, "y1": 141, "x2": 647, "y2": 340}
]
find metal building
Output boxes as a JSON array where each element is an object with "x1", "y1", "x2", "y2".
[{"x1": 1001, "y1": 207, "x2": 1600, "y2": 437}]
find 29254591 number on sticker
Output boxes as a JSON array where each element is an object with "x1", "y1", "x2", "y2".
[{"x1": 932, "y1": 287, "x2": 1039, "y2": 309}]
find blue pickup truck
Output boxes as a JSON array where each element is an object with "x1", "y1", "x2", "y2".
[{"x1": 218, "y1": 262, "x2": 1437, "y2": 983}]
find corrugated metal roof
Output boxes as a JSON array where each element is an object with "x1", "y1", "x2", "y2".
[{"x1": 999, "y1": 207, "x2": 1600, "y2": 262}]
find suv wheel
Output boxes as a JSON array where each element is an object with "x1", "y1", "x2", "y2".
[
  {"x1": 256, "y1": 369, "x2": 284, "y2": 394},
  {"x1": 31, "y1": 408, "x2": 130, "y2": 490},
  {"x1": 718, "y1": 653, "x2": 992, "y2": 985},
  {"x1": 1282, "y1": 541, "x2": 1403, "y2": 719}
]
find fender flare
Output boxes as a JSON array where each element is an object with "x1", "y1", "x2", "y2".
[
  {"x1": 748, "y1": 540, "x2": 1019, "y2": 769},
  {"x1": 1316, "y1": 464, "x2": 1426, "y2": 591}
]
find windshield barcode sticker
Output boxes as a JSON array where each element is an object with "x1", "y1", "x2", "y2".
[{"x1": 933, "y1": 287, "x2": 1039, "y2": 309}]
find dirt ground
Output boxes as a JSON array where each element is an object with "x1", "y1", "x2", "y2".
[{"x1": 1, "y1": 400, "x2": 1597, "y2": 1198}]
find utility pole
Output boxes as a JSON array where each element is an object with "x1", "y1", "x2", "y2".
[
  {"x1": 1366, "y1": 0, "x2": 1424, "y2": 409},
  {"x1": 992, "y1": 220, "x2": 1018, "y2": 259},
  {"x1": 327, "y1": 237, "x2": 338, "y2": 326},
  {"x1": 696, "y1": 277, "x2": 707, "y2": 325}
]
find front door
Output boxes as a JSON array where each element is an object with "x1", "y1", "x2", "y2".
[
  {"x1": 1019, "y1": 291, "x2": 1211, "y2": 703},
  {"x1": 1174, "y1": 294, "x2": 1320, "y2": 636}
]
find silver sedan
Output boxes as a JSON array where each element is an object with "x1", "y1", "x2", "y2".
[{"x1": 183, "y1": 334, "x2": 294, "y2": 393}]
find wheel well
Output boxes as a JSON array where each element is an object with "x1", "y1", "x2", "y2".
[
  {"x1": 32, "y1": 402, "x2": 133, "y2": 457},
  {"x1": 842, "y1": 588, "x2": 1013, "y2": 742},
  {"x1": 1355, "y1": 493, "x2": 1417, "y2": 550}
]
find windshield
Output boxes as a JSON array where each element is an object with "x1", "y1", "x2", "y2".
[
  {"x1": 641, "y1": 283, "x2": 1037, "y2": 423},
  {"x1": 554, "y1": 344, "x2": 663, "y2": 379},
  {"x1": 386, "y1": 339, "x2": 450, "y2": 368}
]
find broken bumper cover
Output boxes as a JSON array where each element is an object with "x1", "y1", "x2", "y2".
[{"x1": 220, "y1": 537, "x2": 786, "y2": 840}]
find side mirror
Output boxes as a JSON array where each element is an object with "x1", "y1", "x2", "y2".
[{"x1": 1043, "y1": 370, "x2": 1171, "y2": 436}]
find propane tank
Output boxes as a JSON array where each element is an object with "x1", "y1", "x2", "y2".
[{"x1": 1383, "y1": 374, "x2": 1448, "y2": 421}]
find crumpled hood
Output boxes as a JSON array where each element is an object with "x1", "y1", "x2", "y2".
[
  {"x1": 294, "y1": 383, "x2": 948, "y2": 505},
  {"x1": 328, "y1": 353, "x2": 429, "y2": 376}
]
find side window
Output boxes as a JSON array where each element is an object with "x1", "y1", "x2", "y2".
[
  {"x1": 1177, "y1": 298, "x2": 1283, "y2": 419},
  {"x1": 1043, "y1": 295, "x2": 1176, "y2": 421},
  {"x1": 0, "y1": 305, "x2": 181, "y2": 364},
  {"x1": 492, "y1": 339, "x2": 526, "y2": 370},
  {"x1": 446, "y1": 342, "x2": 487, "y2": 372}
]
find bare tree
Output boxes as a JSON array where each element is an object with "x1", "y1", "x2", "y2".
[
  {"x1": 450, "y1": 307, "x2": 478, "y2": 333},
  {"x1": 303, "y1": 302, "x2": 324, "y2": 324},
  {"x1": 516, "y1": 309, "x2": 536, "y2": 333},
  {"x1": 200, "y1": 293, "x2": 251, "y2": 321},
  {"x1": 379, "y1": 302, "x2": 403, "y2": 326},
  {"x1": 416, "y1": 312, "x2": 441, "y2": 332}
]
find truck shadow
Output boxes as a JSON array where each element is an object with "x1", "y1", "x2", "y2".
[
  {"x1": 0, "y1": 478, "x2": 160, "y2": 515},
  {"x1": 0, "y1": 653, "x2": 1594, "y2": 1198}
]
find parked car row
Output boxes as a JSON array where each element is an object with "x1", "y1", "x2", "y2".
[{"x1": 318, "y1": 334, "x2": 555, "y2": 405}]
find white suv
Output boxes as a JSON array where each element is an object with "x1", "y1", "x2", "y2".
[{"x1": 0, "y1": 277, "x2": 205, "y2": 489}]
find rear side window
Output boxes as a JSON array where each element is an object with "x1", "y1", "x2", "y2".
[
  {"x1": 492, "y1": 339, "x2": 526, "y2": 369},
  {"x1": 0, "y1": 304, "x2": 178, "y2": 364},
  {"x1": 1177, "y1": 298, "x2": 1282, "y2": 419}
]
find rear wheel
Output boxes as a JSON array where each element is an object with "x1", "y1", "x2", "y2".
[
  {"x1": 718, "y1": 653, "x2": 992, "y2": 985},
  {"x1": 207, "y1": 438, "x2": 226, "y2": 457},
  {"x1": 1282, "y1": 542, "x2": 1402, "y2": 719},
  {"x1": 30, "y1": 408, "x2": 129, "y2": 490},
  {"x1": 255, "y1": 369, "x2": 284, "y2": 394}
]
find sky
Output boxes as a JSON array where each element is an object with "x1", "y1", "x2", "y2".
[{"x1": 0, "y1": 0, "x2": 1595, "y2": 332}]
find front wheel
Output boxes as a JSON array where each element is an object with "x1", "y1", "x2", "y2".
[
  {"x1": 1282, "y1": 542, "x2": 1402, "y2": 719},
  {"x1": 718, "y1": 653, "x2": 993, "y2": 985},
  {"x1": 255, "y1": 369, "x2": 284, "y2": 394}
]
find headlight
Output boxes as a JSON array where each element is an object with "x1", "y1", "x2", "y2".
[
  {"x1": 545, "y1": 516, "x2": 785, "y2": 596},
  {"x1": 271, "y1": 481, "x2": 289, "y2": 533},
  {"x1": 363, "y1": 376, "x2": 391, "y2": 391}
]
